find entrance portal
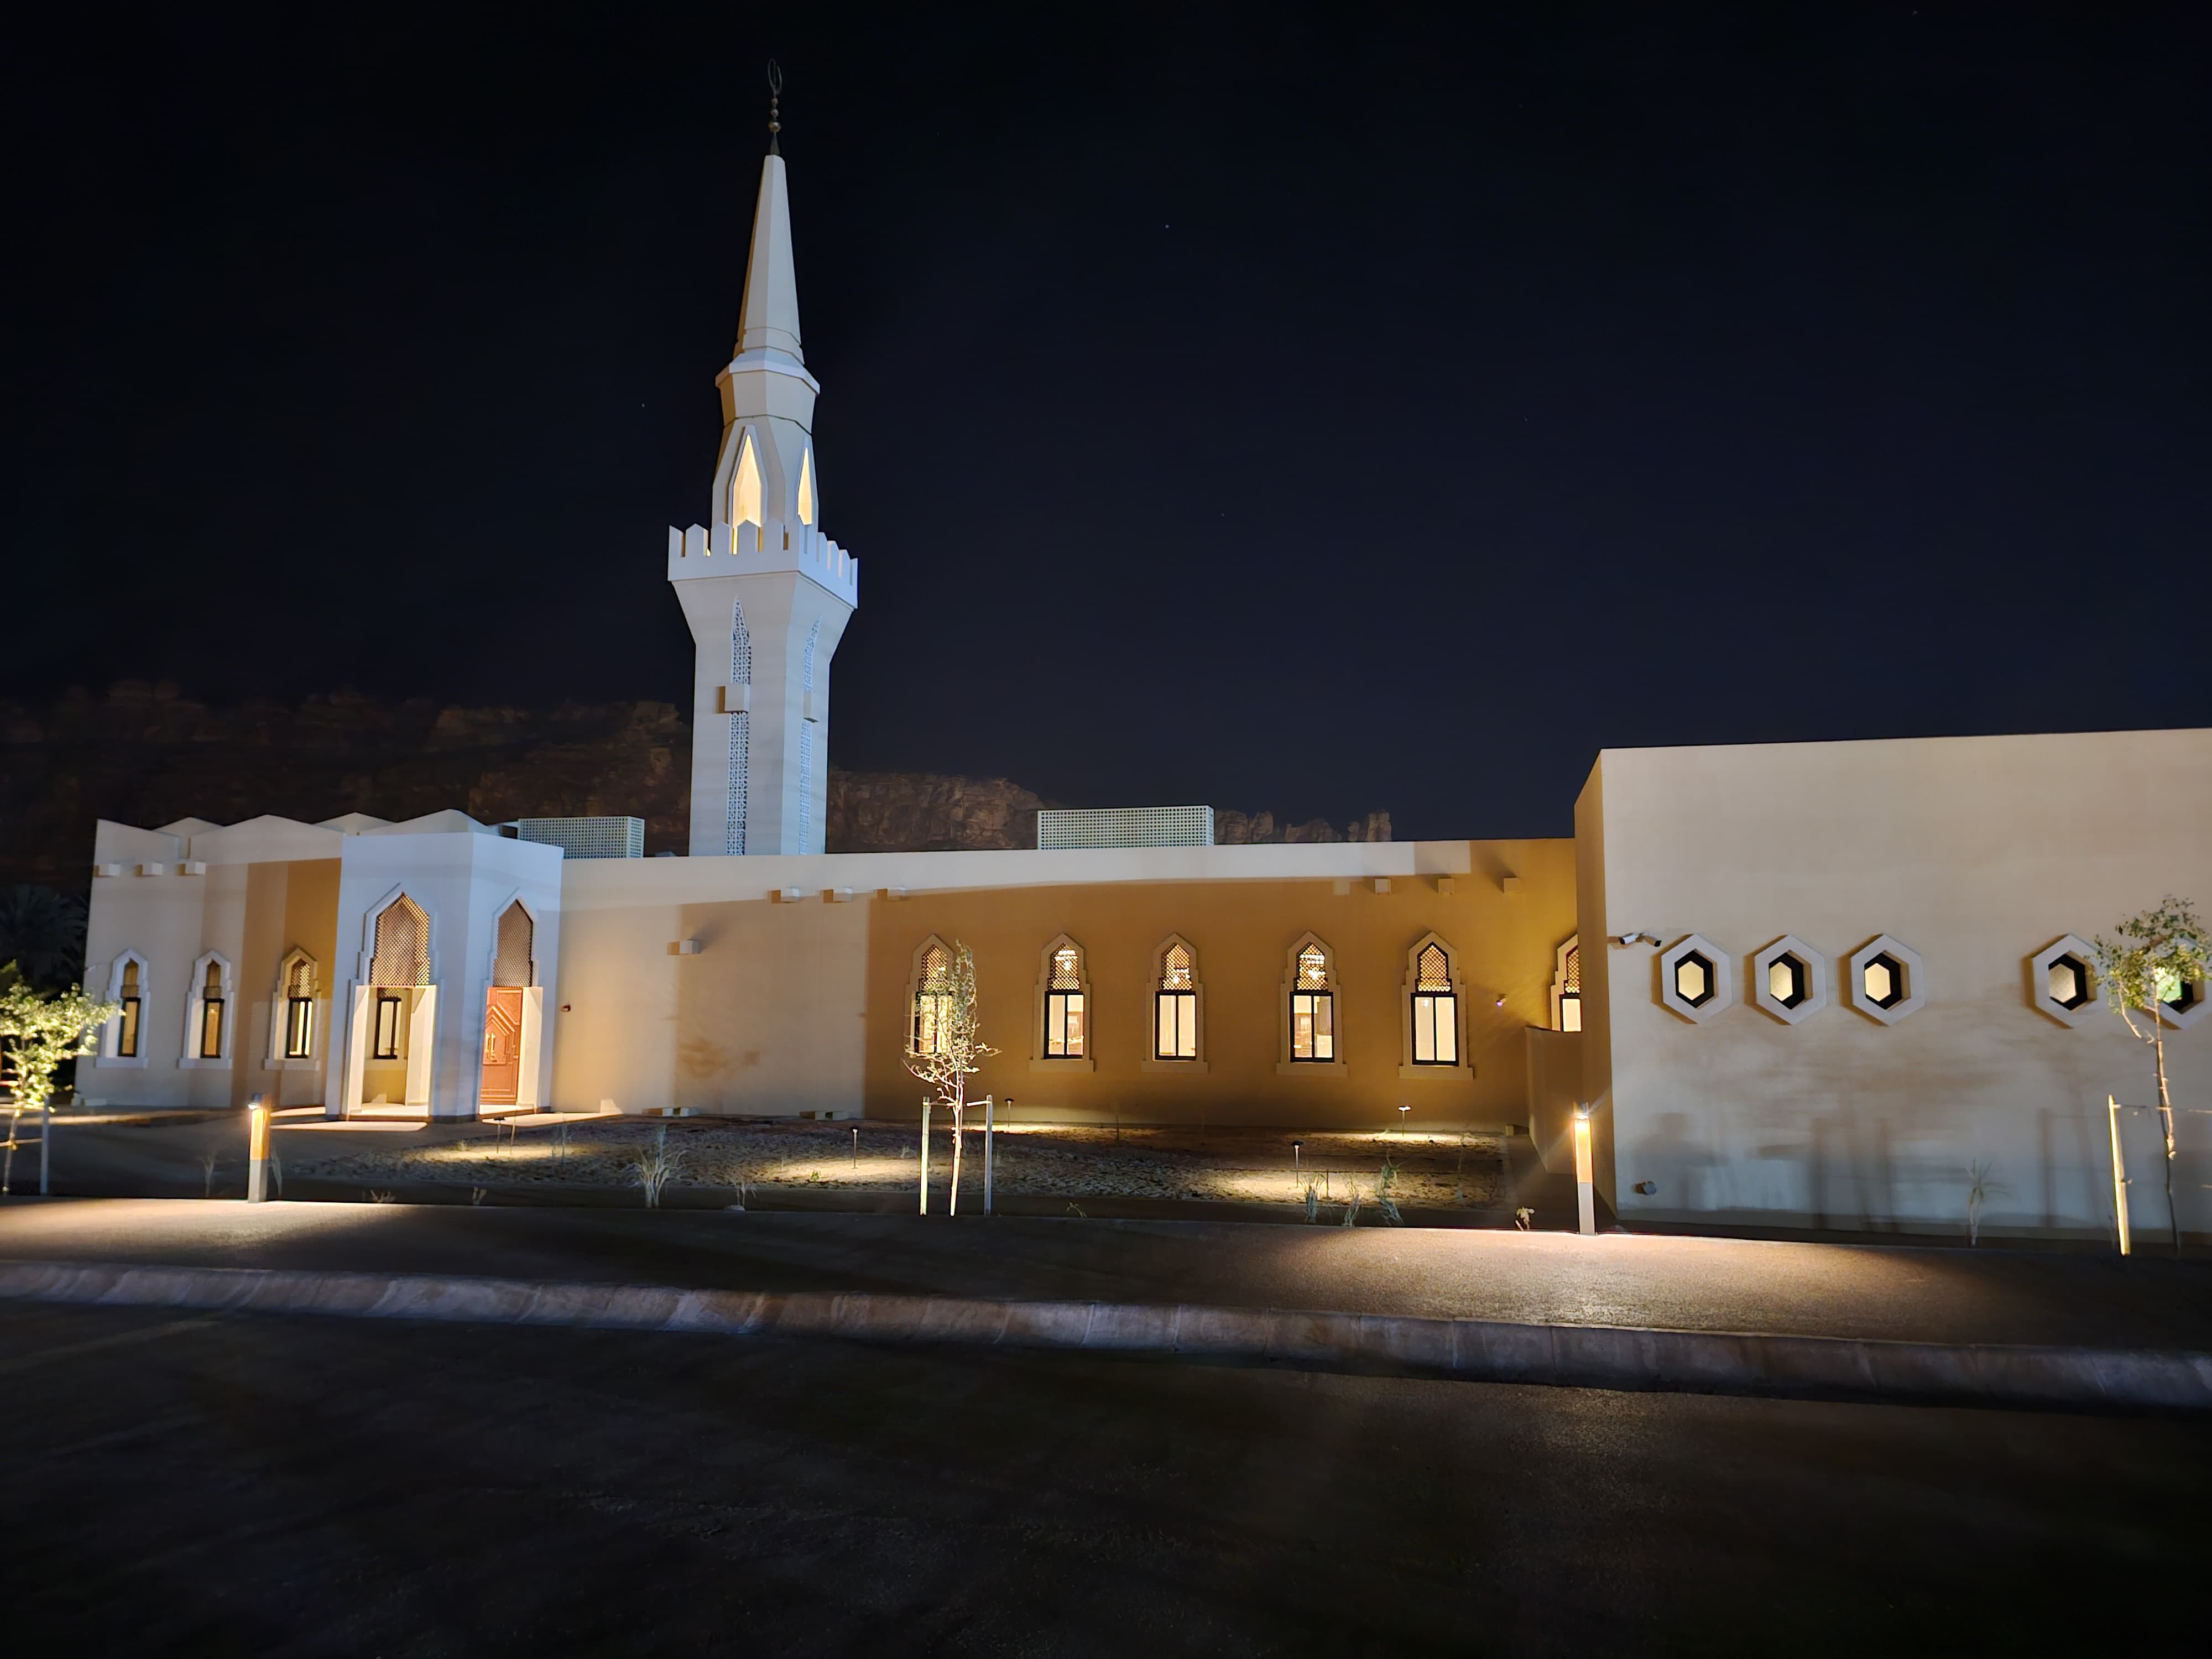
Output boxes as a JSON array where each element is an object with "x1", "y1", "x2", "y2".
[{"x1": 482, "y1": 988, "x2": 523, "y2": 1107}]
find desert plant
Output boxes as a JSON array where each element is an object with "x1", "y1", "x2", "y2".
[
  {"x1": 0, "y1": 887, "x2": 88, "y2": 992},
  {"x1": 0, "y1": 963, "x2": 117, "y2": 1193},
  {"x1": 1375, "y1": 1157, "x2": 1405, "y2": 1227},
  {"x1": 199, "y1": 1149, "x2": 221, "y2": 1198},
  {"x1": 632, "y1": 1125, "x2": 684, "y2": 1208},
  {"x1": 1964, "y1": 1161, "x2": 2002, "y2": 1246},
  {"x1": 367, "y1": 1189, "x2": 396, "y2": 1203},
  {"x1": 1303, "y1": 1181, "x2": 1321, "y2": 1223},
  {"x1": 470, "y1": 1187, "x2": 489, "y2": 1206},
  {"x1": 902, "y1": 941, "x2": 998, "y2": 1217},
  {"x1": 2094, "y1": 897, "x2": 2210, "y2": 1252}
]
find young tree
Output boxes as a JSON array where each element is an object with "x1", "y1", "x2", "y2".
[
  {"x1": 0, "y1": 962, "x2": 119, "y2": 1193},
  {"x1": 902, "y1": 941, "x2": 997, "y2": 1216},
  {"x1": 2093, "y1": 898, "x2": 2210, "y2": 1253}
]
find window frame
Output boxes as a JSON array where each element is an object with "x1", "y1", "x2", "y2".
[
  {"x1": 1401, "y1": 933, "x2": 1473, "y2": 1079},
  {"x1": 101, "y1": 953, "x2": 149, "y2": 1066},
  {"x1": 1277, "y1": 932, "x2": 1347, "y2": 1076},
  {"x1": 1550, "y1": 935, "x2": 1581, "y2": 1034},
  {"x1": 180, "y1": 951, "x2": 234, "y2": 1069},
  {"x1": 273, "y1": 948, "x2": 320, "y2": 1065},
  {"x1": 1031, "y1": 935, "x2": 1094, "y2": 1072},
  {"x1": 909, "y1": 936, "x2": 957, "y2": 1058},
  {"x1": 1140, "y1": 935, "x2": 1207, "y2": 1072}
]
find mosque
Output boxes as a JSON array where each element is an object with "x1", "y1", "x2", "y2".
[{"x1": 77, "y1": 132, "x2": 2211, "y2": 1243}]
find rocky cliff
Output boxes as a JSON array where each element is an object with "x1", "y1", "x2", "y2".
[{"x1": 1, "y1": 683, "x2": 1388, "y2": 885}]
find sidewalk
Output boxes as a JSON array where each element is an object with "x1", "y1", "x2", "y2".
[{"x1": 2, "y1": 1198, "x2": 2208, "y2": 1350}]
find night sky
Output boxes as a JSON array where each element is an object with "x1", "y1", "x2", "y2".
[{"x1": 9, "y1": 4, "x2": 2209, "y2": 838}]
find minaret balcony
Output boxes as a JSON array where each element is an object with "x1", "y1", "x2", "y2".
[{"x1": 665, "y1": 518, "x2": 859, "y2": 608}]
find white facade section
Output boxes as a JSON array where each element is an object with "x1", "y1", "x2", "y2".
[
  {"x1": 669, "y1": 149, "x2": 857, "y2": 857},
  {"x1": 1037, "y1": 806, "x2": 1217, "y2": 850}
]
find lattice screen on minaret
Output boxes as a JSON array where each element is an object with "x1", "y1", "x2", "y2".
[
  {"x1": 798, "y1": 618, "x2": 821, "y2": 848},
  {"x1": 727, "y1": 598, "x2": 753, "y2": 855}
]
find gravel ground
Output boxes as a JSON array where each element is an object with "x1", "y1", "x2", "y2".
[{"x1": 284, "y1": 1120, "x2": 1511, "y2": 1211}]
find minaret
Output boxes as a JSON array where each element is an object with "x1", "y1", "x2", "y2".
[{"x1": 668, "y1": 74, "x2": 858, "y2": 857}]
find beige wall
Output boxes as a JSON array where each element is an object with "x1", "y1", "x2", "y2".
[
  {"x1": 549, "y1": 839, "x2": 1577, "y2": 1127},
  {"x1": 1579, "y1": 729, "x2": 2212, "y2": 1240},
  {"x1": 863, "y1": 841, "x2": 1576, "y2": 1128}
]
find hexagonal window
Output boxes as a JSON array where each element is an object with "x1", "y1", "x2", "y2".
[
  {"x1": 1862, "y1": 953, "x2": 1906, "y2": 1009},
  {"x1": 1658, "y1": 933, "x2": 1734, "y2": 1024},
  {"x1": 2162, "y1": 973, "x2": 2202, "y2": 1017},
  {"x1": 2047, "y1": 954, "x2": 2092, "y2": 1012},
  {"x1": 1767, "y1": 954, "x2": 1810, "y2": 1009},
  {"x1": 1674, "y1": 952, "x2": 1715, "y2": 1007},
  {"x1": 1847, "y1": 934, "x2": 1926, "y2": 1025}
]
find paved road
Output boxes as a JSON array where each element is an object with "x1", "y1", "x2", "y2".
[
  {"x1": 0, "y1": 1299, "x2": 2201, "y2": 1656},
  {"x1": 5, "y1": 1197, "x2": 2211, "y2": 1349}
]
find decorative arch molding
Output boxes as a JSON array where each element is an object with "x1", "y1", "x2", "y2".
[
  {"x1": 1031, "y1": 933, "x2": 1094, "y2": 1073},
  {"x1": 1550, "y1": 935, "x2": 1582, "y2": 1033},
  {"x1": 271, "y1": 946, "x2": 324, "y2": 1066},
  {"x1": 1400, "y1": 931, "x2": 1474, "y2": 1081},
  {"x1": 1140, "y1": 933, "x2": 1208, "y2": 1073},
  {"x1": 356, "y1": 885, "x2": 437, "y2": 987},
  {"x1": 180, "y1": 950, "x2": 235, "y2": 1069},
  {"x1": 488, "y1": 895, "x2": 538, "y2": 989},
  {"x1": 908, "y1": 935, "x2": 956, "y2": 1058},
  {"x1": 1278, "y1": 931, "x2": 1347, "y2": 1076},
  {"x1": 99, "y1": 951, "x2": 148, "y2": 1066}
]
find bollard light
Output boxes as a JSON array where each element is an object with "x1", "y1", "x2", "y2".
[
  {"x1": 1572, "y1": 1103, "x2": 1595, "y2": 1235},
  {"x1": 246, "y1": 1094, "x2": 272, "y2": 1203}
]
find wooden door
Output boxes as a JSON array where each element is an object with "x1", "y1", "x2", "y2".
[{"x1": 482, "y1": 988, "x2": 524, "y2": 1106}]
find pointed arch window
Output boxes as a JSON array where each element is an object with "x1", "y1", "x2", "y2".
[
  {"x1": 1410, "y1": 942, "x2": 1458, "y2": 1065},
  {"x1": 493, "y1": 901, "x2": 534, "y2": 988},
  {"x1": 1291, "y1": 941, "x2": 1335, "y2": 1062},
  {"x1": 369, "y1": 895, "x2": 430, "y2": 1061},
  {"x1": 796, "y1": 445, "x2": 817, "y2": 526},
  {"x1": 912, "y1": 940, "x2": 954, "y2": 1056},
  {"x1": 111, "y1": 956, "x2": 144, "y2": 1058},
  {"x1": 1155, "y1": 938, "x2": 1198, "y2": 1060},
  {"x1": 1044, "y1": 940, "x2": 1087, "y2": 1058},
  {"x1": 1551, "y1": 937, "x2": 1582, "y2": 1033},
  {"x1": 731, "y1": 429, "x2": 765, "y2": 533},
  {"x1": 279, "y1": 950, "x2": 317, "y2": 1060},
  {"x1": 183, "y1": 952, "x2": 233, "y2": 1065}
]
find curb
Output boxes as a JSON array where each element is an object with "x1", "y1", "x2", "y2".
[{"x1": 2, "y1": 1258, "x2": 2207, "y2": 1411}]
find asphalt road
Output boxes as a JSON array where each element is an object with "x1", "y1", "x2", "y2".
[{"x1": 0, "y1": 1300, "x2": 2202, "y2": 1656}]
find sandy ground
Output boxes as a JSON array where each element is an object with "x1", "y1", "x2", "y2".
[{"x1": 280, "y1": 1119, "x2": 1512, "y2": 1212}]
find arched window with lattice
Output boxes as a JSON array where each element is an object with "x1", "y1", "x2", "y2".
[
  {"x1": 106, "y1": 953, "x2": 146, "y2": 1061},
  {"x1": 1280, "y1": 933, "x2": 1340, "y2": 1068},
  {"x1": 1551, "y1": 936, "x2": 1581, "y2": 1033},
  {"x1": 184, "y1": 951, "x2": 232, "y2": 1065},
  {"x1": 1152, "y1": 936, "x2": 1200, "y2": 1061},
  {"x1": 369, "y1": 895, "x2": 430, "y2": 1060},
  {"x1": 277, "y1": 948, "x2": 318, "y2": 1061},
  {"x1": 1403, "y1": 935, "x2": 1465, "y2": 1072},
  {"x1": 911, "y1": 938, "x2": 955, "y2": 1056},
  {"x1": 1037, "y1": 936, "x2": 1089, "y2": 1062},
  {"x1": 493, "y1": 902, "x2": 534, "y2": 988}
]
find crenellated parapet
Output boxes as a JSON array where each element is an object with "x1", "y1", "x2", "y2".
[{"x1": 665, "y1": 519, "x2": 859, "y2": 608}]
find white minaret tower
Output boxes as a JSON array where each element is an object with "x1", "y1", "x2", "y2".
[{"x1": 668, "y1": 81, "x2": 857, "y2": 856}]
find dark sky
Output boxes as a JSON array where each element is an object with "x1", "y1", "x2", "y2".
[{"x1": 8, "y1": 4, "x2": 2209, "y2": 838}]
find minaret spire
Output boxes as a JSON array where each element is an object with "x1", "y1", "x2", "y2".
[{"x1": 735, "y1": 61, "x2": 802, "y2": 366}]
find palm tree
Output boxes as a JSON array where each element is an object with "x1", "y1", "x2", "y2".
[{"x1": 0, "y1": 886, "x2": 87, "y2": 992}]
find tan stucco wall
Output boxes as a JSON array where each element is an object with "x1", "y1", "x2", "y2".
[
  {"x1": 1580, "y1": 729, "x2": 2212, "y2": 1240},
  {"x1": 862, "y1": 841, "x2": 1576, "y2": 1128},
  {"x1": 237, "y1": 858, "x2": 340, "y2": 1109}
]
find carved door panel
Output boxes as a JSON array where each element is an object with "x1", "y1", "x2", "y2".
[{"x1": 482, "y1": 988, "x2": 523, "y2": 1106}]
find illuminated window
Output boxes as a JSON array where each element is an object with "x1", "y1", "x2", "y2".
[
  {"x1": 197, "y1": 959, "x2": 225, "y2": 1058},
  {"x1": 731, "y1": 429, "x2": 764, "y2": 531},
  {"x1": 2047, "y1": 954, "x2": 2091, "y2": 1012},
  {"x1": 1766, "y1": 953, "x2": 1809, "y2": 1009},
  {"x1": 796, "y1": 445, "x2": 817, "y2": 526},
  {"x1": 1410, "y1": 942, "x2": 1458, "y2": 1065},
  {"x1": 1673, "y1": 952, "x2": 1716, "y2": 1008},
  {"x1": 1155, "y1": 940, "x2": 1197, "y2": 1060},
  {"x1": 280, "y1": 951, "x2": 317, "y2": 1060},
  {"x1": 1862, "y1": 952, "x2": 1905, "y2": 1009},
  {"x1": 373, "y1": 994, "x2": 404, "y2": 1060},
  {"x1": 1291, "y1": 942, "x2": 1335, "y2": 1061},
  {"x1": 1045, "y1": 943, "x2": 1087, "y2": 1058},
  {"x1": 1553, "y1": 938, "x2": 1581, "y2": 1033},
  {"x1": 913, "y1": 941, "x2": 954, "y2": 1055},
  {"x1": 116, "y1": 959, "x2": 142, "y2": 1058}
]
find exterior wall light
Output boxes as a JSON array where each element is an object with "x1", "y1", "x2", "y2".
[{"x1": 1572, "y1": 1103, "x2": 1596, "y2": 1235}]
